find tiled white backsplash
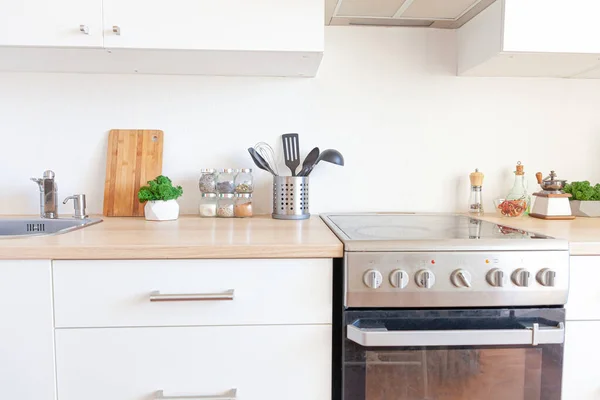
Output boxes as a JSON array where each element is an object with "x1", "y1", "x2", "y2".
[{"x1": 2, "y1": 26, "x2": 600, "y2": 216}]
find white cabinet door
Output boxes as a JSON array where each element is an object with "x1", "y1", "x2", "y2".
[
  {"x1": 0, "y1": 0, "x2": 102, "y2": 47},
  {"x1": 563, "y1": 321, "x2": 600, "y2": 399},
  {"x1": 53, "y1": 259, "x2": 332, "y2": 328},
  {"x1": 0, "y1": 260, "x2": 55, "y2": 400},
  {"x1": 565, "y1": 256, "x2": 600, "y2": 321},
  {"x1": 102, "y1": 0, "x2": 323, "y2": 52},
  {"x1": 503, "y1": 0, "x2": 600, "y2": 54},
  {"x1": 56, "y1": 325, "x2": 331, "y2": 400}
]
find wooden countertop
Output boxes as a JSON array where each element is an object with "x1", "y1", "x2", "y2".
[
  {"x1": 0, "y1": 216, "x2": 344, "y2": 260},
  {"x1": 477, "y1": 215, "x2": 600, "y2": 256},
  {"x1": 4, "y1": 213, "x2": 600, "y2": 260}
]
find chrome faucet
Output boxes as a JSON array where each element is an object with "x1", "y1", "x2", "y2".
[{"x1": 31, "y1": 170, "x2": 59, "y2": 219}]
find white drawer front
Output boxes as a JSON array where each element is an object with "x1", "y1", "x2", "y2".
[
  {"x1": 53, "y1": 259, "x2": 332, "y2": 328},
  {"x1": 56, "y1": 325, "x2": 331, "y2": 400},
  {"x1": 566, "y1": 256, "x2": 600, "y2": 321}
]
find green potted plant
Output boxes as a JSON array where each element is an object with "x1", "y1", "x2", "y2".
[
  {"x1": 138, "y1": 175, "x2": 183, "y2": 221},
  {"x1": 564, "y1": 181, "x2": 600, "y2": 217}
]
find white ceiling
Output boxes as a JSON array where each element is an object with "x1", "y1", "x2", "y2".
[{"x1": 326, "y1": 0, "x2": 498, "y2": 28}]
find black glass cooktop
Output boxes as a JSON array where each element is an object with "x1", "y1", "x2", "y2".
[
  {"x1": 326, "y1": 214, "x2": 548, "y2": 240},
  {"x1": 320, "y1": 214, "x2": 567, "y2": 252}
]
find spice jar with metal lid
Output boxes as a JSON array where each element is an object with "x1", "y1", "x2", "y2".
[
  {"x1": 217, "y1": 193, "x2": 235, "y2": 218},
  {"x1": 199, "y1": 193, "x2": 217, "y2": 217},
  {"x1": 235, "y1": 193, "x2": 253, "y2": 218},
  {"x1": 198, "y1": 169, "x2": 217, "y2": 193},
  {"x1": 216, "y1": 169, "x2": 235, "y2": 194},
  {"x1": 235, "y1": 168, "x2": 254, "y2": 193}
]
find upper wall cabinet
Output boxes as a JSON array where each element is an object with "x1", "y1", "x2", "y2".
[
  {"x1": 0, "y1": 0, "x2": 324, "y2": 77},
  {"x1": 0, "y1": 0, "x2": 103, "y2": 47},
  {"x1": 458, "y1": 0, "x2": 600, "y2": 78},
  {"x1": 103, "y1": 0, "x2": 322, "y2": 53}
]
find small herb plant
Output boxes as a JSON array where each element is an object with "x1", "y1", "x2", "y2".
[
  {"x1": 563, "y1": 181, "x2": 600, "y2": 201},
  {"x1": 138, "y1": 175, "x2": 183, "y2": 203}
]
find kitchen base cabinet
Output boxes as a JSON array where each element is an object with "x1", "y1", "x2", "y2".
[
  {"x1": 565, "y1": 256, "x2": 600, "y2": 320},
  {"x1": 562, "y1": 321, "x2": 600, "y2": 400},
  {"x1": 56, "y1": 325, "x2": 331, "y2": 400},
  {"x1": 0, "y1": 260, "x2": 55, "y2": 400}
]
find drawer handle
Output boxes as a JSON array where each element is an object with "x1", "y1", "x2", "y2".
[
  {"x1": 149, "y1": 289, "x2": 235, "y2": 302},
  {"x1": 155, "y1": 389, "x2": 237, "y2": 399}
]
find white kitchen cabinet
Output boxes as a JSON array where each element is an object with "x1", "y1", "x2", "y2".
[
  {"x1": 0, "y1": 260, "x2": 55, "y2": 400},
  {"x1": 565, "y1": 256, "x2": 600, "y2": 321},
  {"x1": 562, "y1": 321, "x2": 600, "y2": 399},
  {"x1": 53, "y1": 259, "x2": 332, "y2": 328},
  {"x1": 0, "y1": 0, "x2": 103, "y2": 47},
  {"x1": 103, "y1": 0, "x2": 322, "y2": 52},
  {"x1": 0, "y1": 0, "x2": 323, "y2": 76},
  {"x1": 503, "y1": 0, "x2": 600, "y2": 54},
  {"x1": 56, "y1": 325, "x2": 331, "y2": 400},
  {"x1": 458, "y1": 0, "x2": 600, "y2": 78}
]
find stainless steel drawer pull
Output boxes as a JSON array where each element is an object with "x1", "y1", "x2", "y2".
[
  {"x1": 347, "y1": 322, "x2": 565, "y2": 347},
  {"x1": 155, "y1": 389, "x2": 237, "y2": 399},
  {"x1": 149, "y1": 289, "x2": 235, "y2": 302}
]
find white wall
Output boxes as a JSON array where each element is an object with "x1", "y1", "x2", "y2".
[{"x1": 2, "y1": 26, "x2": 600, "y2": 216}]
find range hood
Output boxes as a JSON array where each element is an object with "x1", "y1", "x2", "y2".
[{"x1": 326, "y1": 0, "x2": 498, "y2": 28}]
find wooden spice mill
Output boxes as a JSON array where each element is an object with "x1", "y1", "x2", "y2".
[{"x1": 530, "y1": 170, "x2": 575, "y2": 220}]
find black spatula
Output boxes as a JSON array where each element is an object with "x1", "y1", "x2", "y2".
[{"x1": 282, "y1": 133, "x2": 300, "y2": 176}]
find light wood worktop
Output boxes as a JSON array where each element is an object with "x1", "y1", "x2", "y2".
[
  {"x1": 0, "y1": 216, "x2": 343, "y2": 260},
  {"x1": 477, "y1": 215, "x2": 600, "y2": 256}
]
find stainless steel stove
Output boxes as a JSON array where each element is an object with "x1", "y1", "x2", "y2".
[
  {"x1": 323, "y1": 213, "x2": 569, "y2": 400},
  {"x1": 322, "y1": 213, "x2": 569, "y2": 308}
]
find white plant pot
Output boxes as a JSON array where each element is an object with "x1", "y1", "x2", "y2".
[
  {"x1": 144, "y1": 200, "x2": 180, "y2": 221},
  {"x1": 570, "y1": 200, "x2": 600, "y2": 217}
]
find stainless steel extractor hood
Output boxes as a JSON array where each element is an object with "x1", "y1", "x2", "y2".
[{"x1": 325, "y1": 0, "x2": 498, "y2": 28}]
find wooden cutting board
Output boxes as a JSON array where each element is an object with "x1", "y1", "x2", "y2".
[{"x1": 103, "y1": 129, "x2": 164, "y2": 217}]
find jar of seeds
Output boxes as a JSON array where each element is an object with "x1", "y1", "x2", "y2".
[
  {"x1": 216, "y1": 169, "x2": 235, "y2": 194},
  {"x1": 235, "y1": 193, "x2": 253, "y2": 217},
  {"x1": 199, "y1": 193, "x2": 217, "y2": 217},
  {"x1": 235, "y1": 168, "x2": 254, "y2": 193},
  {"x1": 198, "y1": 168, "x2": 217, "y2": 193},
  {"x1": 217, "y1": 193, "x2": 235, "y2": 217}
]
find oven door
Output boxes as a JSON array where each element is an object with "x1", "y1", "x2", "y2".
[{"x1": 343, "y1": 308, "x2": 565, "y2": 400}]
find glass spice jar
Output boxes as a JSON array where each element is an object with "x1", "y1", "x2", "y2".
[
  {"x1": 217, "y1": 193, "x2": 235, "y2": 218},
  {"x1": 235, "y1": 193, "x2": 253, "y2": 218},
  {"x1": 198, "y1": 168, "x2": 217, "y2": 193},
  {"x1": 198, "y1": 193, "x2": 217, "y2": 217},
  {"x1": 235, "y1": 168, "x2": 254, "y2": 193},
  {"x1": 216, "y1": 169, "x2": 235, "y2": 194}
]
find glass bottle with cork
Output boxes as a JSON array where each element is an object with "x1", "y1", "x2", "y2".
[
  {"x1": 468, "y1": 168, "x2": 484, "y2": 215},
  {"x1": 500, "y1": 161, "x2": 531, "y2": 217}
]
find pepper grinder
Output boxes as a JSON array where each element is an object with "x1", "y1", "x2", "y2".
[{"x1": 469, "y1": 168, "x2": 484, "y2": 215}]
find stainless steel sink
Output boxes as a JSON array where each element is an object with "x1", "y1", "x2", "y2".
[{"x1": 0, "y1": 218, "x2": 102, "y2": 238}]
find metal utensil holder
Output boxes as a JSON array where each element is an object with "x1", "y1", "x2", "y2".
[{"x1": 272, "y1": 176, "x2": 310, "y2": 220}]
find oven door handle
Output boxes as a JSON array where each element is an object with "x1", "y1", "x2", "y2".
[{"x1": 347, "y1": 322, "x2": 565, "y2": 347}]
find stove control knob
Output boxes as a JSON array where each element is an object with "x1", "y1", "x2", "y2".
[
  {"x1": 486, "y1": 268, "x2": 505, "y2": 287},
  {"x1": 536, "y1": 268, "x2": 557, "y2": 287},
  {"x1": 511, "y1": 268, "x2": 531, "y2": 287},
  {"x1": 415, "y1": 269, "x2": 436, "y2": 289},
  {"x1": 451, "y1": 269, "x2": 472, "y2": 288},
  {"x1": 363, "y1": 269, "x2": 383, "y2": 289},
  {"x1": 389, "y1": 269, "x2": 409, "y2": 289}
]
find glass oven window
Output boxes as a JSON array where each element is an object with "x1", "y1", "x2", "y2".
[{"x1": 342, "y1": 309, "x2": 564, "y2": 400}]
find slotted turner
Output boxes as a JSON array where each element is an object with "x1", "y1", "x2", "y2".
[{"x1": 282, "y1": 133, "x2": 300, "y2": 176}]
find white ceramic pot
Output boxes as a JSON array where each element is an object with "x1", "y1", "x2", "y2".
[
  {"x1": 144, "y1": 200, "x2": 180, "y2": 221},
  {"x1": 570, "y1": 200, "x2": 600, "y2": 217}
]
